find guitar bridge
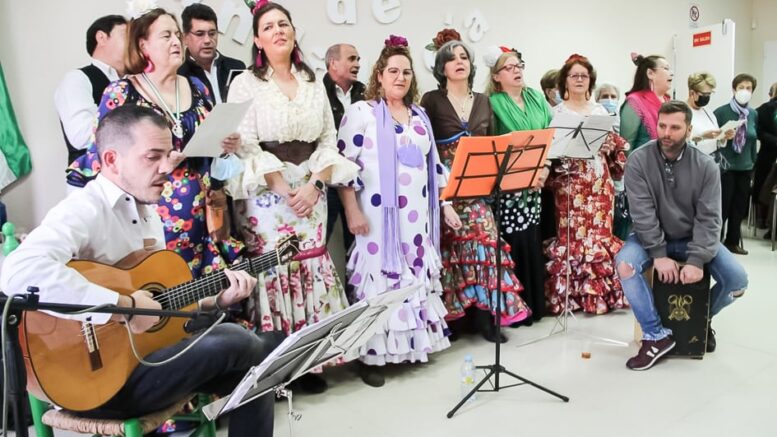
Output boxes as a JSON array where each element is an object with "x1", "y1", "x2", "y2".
[{"x1": 82, "y1": 318, "x2": 103, "y2": 371}]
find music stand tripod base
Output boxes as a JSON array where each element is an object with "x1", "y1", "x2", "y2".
[{"x1": 440, "y1": 130, "x2": 569, "y2": 419}]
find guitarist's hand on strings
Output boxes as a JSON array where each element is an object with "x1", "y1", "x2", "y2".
[
  {"x1": 112, "y1": 290, "x2": 162, "y2": 334},
  {"x1": 215, "y1": 269, "x2": 257, "y2": 308}
]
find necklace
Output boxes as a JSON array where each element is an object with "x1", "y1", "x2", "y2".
[
  {"x1": 448, "y1": 90, "x2": 473, "y2": 121},
  {"x1": 141, "y1": 73, "x2": 183, "y2": 138}
]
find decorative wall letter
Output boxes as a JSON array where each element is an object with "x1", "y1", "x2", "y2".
[
  {"x1": 463, "y1": 9, "x2": 490, "y2": 42},
  {"x1": 372, "y1": 0, "x2": 401, "y2": 24},
  {"x1": 216, "y1": 0, "x2": 254, "y2": 45},
  {"x1": 326, "y1": 0, "x2": 357, "y2": 24}
]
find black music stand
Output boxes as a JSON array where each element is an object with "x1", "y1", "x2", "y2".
[{"x1": 442, "y1": 130, "x2": 569, "y2": 419}]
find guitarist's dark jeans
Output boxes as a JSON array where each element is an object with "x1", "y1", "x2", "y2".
[{"x1": 76, "y1": 324, "x2": 285, "y2": 437}]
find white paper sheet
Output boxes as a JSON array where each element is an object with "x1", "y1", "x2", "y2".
[
  {"x1": 548, "y1": 113, "x2": 614, "y2": 159},
  {"x1": 715, "y1": 119, "x2": 746, "y2": 140},
  {"x1": 183, "y1": 100, "x2": 253, "y2": 157}
]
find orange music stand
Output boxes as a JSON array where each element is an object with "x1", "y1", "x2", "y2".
[
  {"x1": 441, "y1": 129, "x2": 553, "y2": 201},
  {"x1": 444, "y1": 129, "x2": 569, "y2": 419}
]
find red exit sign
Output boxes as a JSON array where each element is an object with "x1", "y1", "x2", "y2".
[{"x1": 693, "y1": 31, "x2": 712, "y2": 47}]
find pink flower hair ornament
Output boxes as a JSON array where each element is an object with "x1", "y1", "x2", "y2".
[
  {"x1": 384, "y1": 35, "x2": 409, "y2": 48},
  {"x1": 244, "y1": 0, "x2": 271, "y2": 15}
]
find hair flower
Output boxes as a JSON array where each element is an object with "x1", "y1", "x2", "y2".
[{"x1": 384, "y1": 34, "x2": 409, "y2": 48}]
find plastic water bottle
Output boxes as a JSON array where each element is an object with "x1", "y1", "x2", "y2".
[{"x1": 460, "y1": 354, "x2": 477, "y2": 401}]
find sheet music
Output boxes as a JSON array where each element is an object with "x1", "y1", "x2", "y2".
[
  {"x1": 183, "y1": 100, "x2": 253, "y2": 157},
  {"x1": 715, "y1": 119, "x2": 746, "y2": 140},
  {"x1": 548, "y1": 113, "x2": 614, "y2": 159}
]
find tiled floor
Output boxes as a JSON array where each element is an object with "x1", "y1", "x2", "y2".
[{"x1": 14, "y1": 234, "x2": 776, "y2": 437}]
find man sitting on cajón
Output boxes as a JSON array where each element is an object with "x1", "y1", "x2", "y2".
[
  {"x1": 1, "y1": 106, "x2": 279, "y2": 436},
  {"x1": 615, "y1": 100, "x2": 748, "y2": 371}
]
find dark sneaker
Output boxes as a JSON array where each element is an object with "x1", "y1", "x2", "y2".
[
  {"x1": 706, "y1": 323, "x2": 716, "y2": 353},
  {"x1": 626, "y1": 336, "x2": 676, "y2": 370},
  {"x1": 358, "y1": 363, "x2": 385, "y2": 387}
]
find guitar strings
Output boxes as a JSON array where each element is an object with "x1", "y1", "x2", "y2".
[{"x1": 78, "y1": 251, "x2": 284, "y2": 337}]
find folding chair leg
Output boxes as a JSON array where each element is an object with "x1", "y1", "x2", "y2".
[
  {"x1": 123, "y1": 418, "x2": 143, "y2": 437},
  {"x1": 28, "y1": 395, "x2": 54, "y2": 437}
]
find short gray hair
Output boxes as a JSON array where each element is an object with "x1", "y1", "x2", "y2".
[
  {"x1": 595, "y1": 83, "x2": 620, "y2": 100},
  {"x1": 432, "y1": 40, "x2": 476, "y2": 90},
  {"x1": 325, "y1": 43, "x2": 354, "y2": 69},
  {"x1": 95, "y1": 105, "x2": 168, "y2": 155}
]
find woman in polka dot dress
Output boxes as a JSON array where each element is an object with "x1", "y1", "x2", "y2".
[{"x1": 338, "y1": 36, "x2": 460, "y2": 387}]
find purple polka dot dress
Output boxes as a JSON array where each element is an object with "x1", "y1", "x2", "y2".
[{"x1": 337, "y1": 101, "x2": 451, "y2": 365}]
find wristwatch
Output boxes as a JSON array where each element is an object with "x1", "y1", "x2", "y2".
[{"x1": 312, "y1": 179, "x2": 326, "y2": 192}]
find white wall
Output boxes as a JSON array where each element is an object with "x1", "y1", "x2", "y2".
[
  {"x1": 0, "y1": 0, "x2": 759, "y2": 230},
  {"x1": 752, "y1": 0, "x2": 777, "y2": 103}
]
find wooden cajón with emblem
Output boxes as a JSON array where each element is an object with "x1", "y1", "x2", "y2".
[{"x1": 648, "y1": 265, "x2": 711, "y2": 358}]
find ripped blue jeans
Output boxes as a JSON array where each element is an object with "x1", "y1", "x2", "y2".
[{"x1": 615, "y1": 234, "x2": 748, "y2": 341}]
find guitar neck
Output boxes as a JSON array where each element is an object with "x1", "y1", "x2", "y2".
[{"x1": 156, "y1": 249, "x2": 279, "y2": 310}]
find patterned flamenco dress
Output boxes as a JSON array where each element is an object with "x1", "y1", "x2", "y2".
[
  {"x1": 544, "y1": 103, "x2": 629, "y2": 314},
  {"x1": 421, "y1": 89, "x2": 531, "y2": 329}
]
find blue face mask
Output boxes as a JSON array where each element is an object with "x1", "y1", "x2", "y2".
[
  {"x1": 554, "y1": 90, "x2": 562, "y2": 105},
  {"x1": 210, "y1": 154, "x2": 245, "y2": 181},
  {"x1": 600, "y1": 98, "x2": 618, "y2": 114}
]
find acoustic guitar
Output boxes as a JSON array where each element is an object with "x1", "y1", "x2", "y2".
[{"x1": 20, "y1": 235, "x2": 301, "y2": 411}]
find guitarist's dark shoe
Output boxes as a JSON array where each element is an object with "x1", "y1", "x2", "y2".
[{"x1": 292, "y1": 373, "x2": 328, "y2": 394}]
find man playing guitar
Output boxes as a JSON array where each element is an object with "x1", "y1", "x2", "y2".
[{"x1": 1, "y1": 106, "x2": 280, "y2": 436}]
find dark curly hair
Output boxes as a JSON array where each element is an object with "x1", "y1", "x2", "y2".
[
  {"x1": 557, "y1": 54, "x2": 597, "y2": 100},
  {"x1": 250, "y1": 2, "x2": 315, "y2": 82}
]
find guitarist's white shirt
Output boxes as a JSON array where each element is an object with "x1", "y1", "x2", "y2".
[{"x1": 0, "y1": 175, "x2": 164, "y2": 324}]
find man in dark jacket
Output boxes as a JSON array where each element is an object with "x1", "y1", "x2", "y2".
[
  {"x1": 323, "y1": 44, "x2": 365, "y2": 250},
  {"x1": 754, "y1": 83, "x2": 777, "y2": 230},
  {"x1": 179, "y1": 3, "x2": 245, "y2": 104},
  {"x1": 615, "y1": 101, "x2": 748, "y2": 371}
]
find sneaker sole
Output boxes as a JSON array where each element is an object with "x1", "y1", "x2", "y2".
[{"x1": 629, "y1": 340, "x2": 677, "y2": 371}]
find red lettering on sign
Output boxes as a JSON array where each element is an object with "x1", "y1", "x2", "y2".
[{"x1": 693, "y1": 31, "x2": 712, "y2": 47}]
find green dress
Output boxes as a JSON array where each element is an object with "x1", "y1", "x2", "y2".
[{"x1": 489, "y1": 88, "x2": 553, "y2": 320}]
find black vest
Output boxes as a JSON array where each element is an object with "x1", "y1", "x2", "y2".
[{"x1": 62, "y1": 64, "x2": 110, "y2": 164}]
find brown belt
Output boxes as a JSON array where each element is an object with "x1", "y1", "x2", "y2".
[{"x1": 260, "y1": 140, "x2": 317, "y2": 166}]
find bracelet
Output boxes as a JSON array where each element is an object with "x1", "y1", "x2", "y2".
[
  {"x1": 125, "y1": 295, "x2": 136, "y2": 323},
  {"x1": 440, "y1": 200, "x2": 453, "y2": 207}
]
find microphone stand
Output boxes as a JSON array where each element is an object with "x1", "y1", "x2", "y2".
[{"x1": 1, "y1": 287, "x2": 203, "y2": 437}]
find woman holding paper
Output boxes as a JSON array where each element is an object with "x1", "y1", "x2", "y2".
[
  {"x1": 544, "y1": 54, "x2": 628, "y2": 315},
  {"x1": 687, "y1": 72, "x2": 736, "y2": 156},
  {"x1": 224, "y1": 1, "x2": 358, "y2": 393},
  {"x1": 484, "y1": 46, "x2": 552, "y2": 324},
  {"x1": 420, "y1": 32, "x2": 531, "y2": 343},
  {"x1": 66, "y1": 7, "x2": 244, "y2": 277},
  {"x1": 337, "y1": 35, "x2": 457, "y2": 387},
  {"x1": 714, "y1": 73, "x2": 760, "y2": 255}
]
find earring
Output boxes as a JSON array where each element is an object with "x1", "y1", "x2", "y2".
[
  {"x1": 255, "y1": 48, "x2": 264, "y2": 68},
  {"x1": 585, "y1": 90, "x2": 591, "y2": 100},
  {"x1": 649, "y1": 79, "x2": 655, "y2": 92},
  {"x1": 563, "y1": 89, "x2": 569, "y2": 100},
  {"x1": 292, "y1": 42, "x2": 302, "y2": 65},
  {"x1": 143, "y1": 55, "x2": 155, "y2": 73}
]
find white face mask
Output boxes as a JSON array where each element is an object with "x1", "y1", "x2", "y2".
[{"x1": 734, "y1": 89, "x2": 752, "y2": 105}]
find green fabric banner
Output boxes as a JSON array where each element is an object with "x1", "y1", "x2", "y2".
[{"x1": 0, "y1": 62, "x2": 32, "y2": 190}]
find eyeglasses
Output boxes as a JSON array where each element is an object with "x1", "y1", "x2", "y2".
[
  {"x1": 499, "y1": 62, "x2": 525, "y2": 73},
  {"x1": 189, "y1": 30, "x2": 218, "y2": 39},
  {"x1": 568, "y1": 74, "x2": 590, "y2": 81},
  {"x1": 653, "y1": 66, "x2": 673, "y2": 74}
]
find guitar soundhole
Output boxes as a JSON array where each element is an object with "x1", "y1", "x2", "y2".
[{"x1": 143, "y1": 283, "x2": 170, "y2": 333}]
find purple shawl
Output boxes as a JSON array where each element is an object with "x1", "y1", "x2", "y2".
[{"x1": 372, "y1": 99, "x2": 441, "y2": 276}]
